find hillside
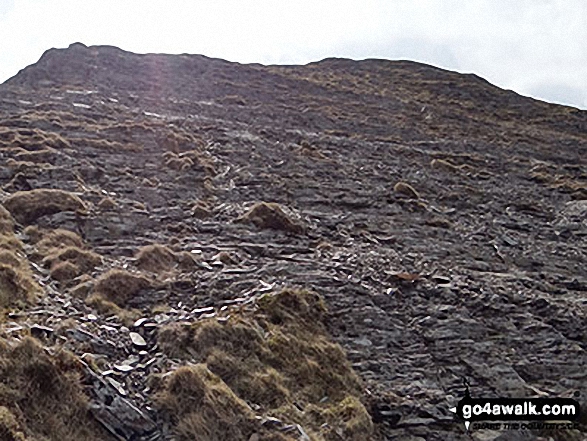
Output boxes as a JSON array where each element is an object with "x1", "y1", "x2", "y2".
[{"x1": 0, "y1": 42, "x2": 586, "y2": 440}]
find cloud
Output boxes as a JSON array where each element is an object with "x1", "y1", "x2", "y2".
[{"x1": 527, "y1": 83, "x2": 586, "y2": 108}]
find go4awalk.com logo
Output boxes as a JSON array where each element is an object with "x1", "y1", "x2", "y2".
[{"x1": 449, "y1": 380, "x2": 581, "y2": 431}]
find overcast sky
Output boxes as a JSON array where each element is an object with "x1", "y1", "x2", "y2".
[{"x1": 1, "y1": 0, "x2": 586, "y2": 109}]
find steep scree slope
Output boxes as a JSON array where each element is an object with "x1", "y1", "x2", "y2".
[{"x1": 0, "y1": 42, "x2": 586, "y2": 440}]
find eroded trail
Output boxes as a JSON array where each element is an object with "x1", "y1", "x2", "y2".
[{"x1": 0, "y1": 44, "x2": 586, "y2": 440}]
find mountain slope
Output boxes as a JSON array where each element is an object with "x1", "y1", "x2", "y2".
[{"x1": 0, "y1": 43, "x2": 586, "y2": 440}]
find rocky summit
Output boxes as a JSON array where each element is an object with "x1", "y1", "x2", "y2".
[{"x1": 0, "y1": 42, "x2": 586, "y2": 441}]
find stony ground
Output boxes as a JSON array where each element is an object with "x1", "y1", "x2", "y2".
[{"x1": 0, "y1": 43, "x2": 586, "y2": 440}]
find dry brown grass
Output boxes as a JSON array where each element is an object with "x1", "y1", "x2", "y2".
[
  {"x1": 0, "y1": 205, "x2": 15, "y2": 235},
  {"x1": 135, "y1": 244, "x2": 176, "y2": 273},
  {"x1": 156, "y1": 131, "x2": 205, "y2": 153},
  {"x1": 69, "y1": 137, "x2": 143, "y2": 152},
  {"x1": 4, "y1": 158, "x2": 53, "y2": 174},
  {"x1": 96, "y1": 197, "x2": 117, "y2": 211},
  {"x1": 3, "y1": 189, "x2": 86, "y2": 224},
  {"x1": 42, "y1": 246, "x2": 102, "y2": 284},
  {"x1": 528, "y1": 165, "x2": 587, "y2": 199},
  {"x1": 163, "y1": 153, "x2": 195, "y2": 171},
  {"x1": 0, "y1": 261, "x2": 39, "y2": 308},
  {"x1": 239, "y1": 202, "x2": 306, "y2": 234},
  {"x1": 0, "y1": 405, "x2": 26, "y2": 441},
  {"x1": 49, "y1": 260, "x2": 82, "y2": 282},
  {"x1": 179, "y1": 150, "x2": 217, "y2": 175},
  {"x1": 90, "y1": 269, "x2": 151, "y2": 307},
  {"x1": 0, "y1": 207, "x2": 39, "y2": 309},
  {"x1": 393, "y1": 181, "x2": 420, "y2": 199},
  {"x1": 27, "y1": 228, "x2": 86, "y2": 263},
  {"x1": 0, "y1": 337, "x2": 110, "y2": 441},
  {"x1": 157, "y1": 289, "x2": 373, "y2": 440},
  {"x1": 430, "y1": 158, "x2": 470, "y2": 173},
  {"x1": 14, "y1": 148, "x2": 59, "y2": 163},
  {"x1": 191, "y1": 201, "x2": 212, "y2": 219},
  {"x1": 0, "y1": 127, "x2": 71, "y2": 151},
  {"x1": 43, "y1": 246, "x2": 102, "y2": 273},
  {"x1": 154, "y1": 364, "x2": 260, "y2": 441}
]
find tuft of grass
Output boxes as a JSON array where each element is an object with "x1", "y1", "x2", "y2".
[
  {"x1": 0, "y1": 337, "x2": 110, "y2": 441},
  {"x1": 69, "y1": 137, "x2": 143, "y2": 152},
  {"x1": 157, "y1": 289, "x2": 373, "y2": 440},
  {"x1": 191, "y1": 200, "x2": 212, "y2": 219},
  {"x1": 304, "y1": 395, "x2": 374, "y2": 441},
  {"x1": 3, "y1": 189, "x2": 86, "y2": 224},
  {"x1": 0, "y1": 263, "x2": 39, "y2": 308},
  {"x1": 135, "y1": 244, "x2": 176, "y2": 273},
  {"x1": 0, "y1": 405, "x2": 26, "y2": 441},
  {"x1": 96, "y1": 197, "x2": 117, "y2": 211},
  {"x1": 43, "y1": 246, "x2": 102, "y2": 274},
  {"x1": 14, "y1": 148, "x2": 59, "y2": 164},
  {"x1": 239, "y1": 202, "x2": 306, "y2": 234},
  {"x1": 90, "y1": 269, "x2": 151, "y2": 307},
  {"x1": 0, "y1": 205, "x2": 15, "y2": 235},
  {"x1": 163, "y1": 154, "x2": 194, "y2": 171},
  {"x1": 29, "y1": 228, "x2": 85, "y2": 258},
  {"x1": 153, "y1": 364, "x2": 259, "y2": 441},
  {"x1": 393, "y1": 181, "x2": 420, "y2": 199},
  {"x1": 430, "y1": 158, "x2": 465, "y2": 172},
  {"x1": 0, "y1": 211, "x2": 40, "y2": 309},
  {"x1": 179, "y1": 150, "x2": 217, "y2": 175}
]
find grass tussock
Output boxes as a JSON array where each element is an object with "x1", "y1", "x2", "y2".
[
  {"x1": 157, "y1": 289, "x2": 373, "y2": 440},
  {"x1": 14, "y1": 148, "x2": 60, "y2": 164},
  {"x1": 430, "y1": 158, "x2": 470, "y2": 173},
  {"x1": 43, "y1": 247, "x2": 102, "y2": 283},
  {"x1": 153, "y1": 364, "x2": 260, "y2": 441},
  {"x1": 90, "y1": 269, "x2": 151, "y2": 307},
  {"x1": 0, "y1": 260, "x2": 39, "y2": 308},
  {"x1": 0, "y1": 205, "x2": 15, "y2": 235},
  {"x1": 0, "y1": 207, "x2": 40, "y2": 309},
  {"x1": 179, "y1": 150, "x2": 217, "y2": 175},
  {"x1": 25, "y1": 227, "x2": 86, "y2": 265},
  {"x1": 70, "y1": 137, "x2": 143, "y2": 153},
  {"x1": 4, "y1": 189, "x2": 86, "y2": 224},
  {"x1": 156, "y1": 131, "x2": 205, "y2": 153},
  {"x1": 296, "y1": 140, "x2": 329, "y2": 161},
  {"x1": 135, "y1": 244, "x2": 177, "y2": 273},
  {"x1": 96, "y1": 197, "x2": 117, "y2": 211},
  {"x1": 43, "y1": 247, "x2": 102, "y2": 273},
  {"x1": 393, "y1": 181, "x2": 420, "y2": 199},
  {"x1": 0, "y1": 127, "x2": 71, "y2": 151},
  {"x1": 164, "y1": 155, "x2": 194, "y2": 171},
  {"x1": 4, "y1": 158, "x2": 53, "y2": 174},
  {"x1": 191, "y1": 200, "x2": 212, "y2": 219},
  {"x1": 0, "y1": 337, "x2": 110, "y2": 441},
  {"x1": 528, "y1": 164, "x2": 587, "y2": 199},
  {"x1": 239, "y1": 202, "x2": 306, "y2": 234}
]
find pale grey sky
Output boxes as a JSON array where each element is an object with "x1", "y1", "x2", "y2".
[{"x1": 1, "y1": 0, "x2": 586, "y2": 109}]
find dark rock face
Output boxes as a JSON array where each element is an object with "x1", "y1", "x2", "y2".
[{"x1": 0, "y1": 44, "x2": 586, "y2": 440}]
